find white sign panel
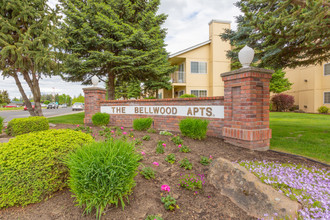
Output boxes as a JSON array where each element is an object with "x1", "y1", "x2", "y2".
[{"x1": 100, "y1": 105, "x2": 224, "y2": 119}]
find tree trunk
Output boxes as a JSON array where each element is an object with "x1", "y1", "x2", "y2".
[
  {"x1": 107, "y1": 72, "x2": 115, "y2": 100},
  {"x1": 155, "y1": 89, "x2": 159, "y2": 99},
  {"x1": 22, "y1": 70, "x2": 43, "y2": 116},
  {"x1": 12, "y1": 72, "x2": 37, "y2": 116}
]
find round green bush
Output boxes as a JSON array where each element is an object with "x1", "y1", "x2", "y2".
[
  {"x1": 92, "y1": 112, "x2": 110, "y2": 126},
  {"x1": 317, "y1": 106, "x2": 329, "y2": 114},
  {"x1": 65, "y1": 140, "x2": 140, "y2": 219},
  {"x1": 179, "y1": 118, "x2": 209, "y2": 140},
  {"x1": 0, "y1": 129, "x2": 94, "y2": 208},
  {"x1": 6, "y1": 116, "x2": 49, "y2": 136},
  {"x1": 133, "y1": 118, "x2": 153, "y2": 131},
  {"x1": 179, "y1": 94, "x2": 197, "y2": 98}
]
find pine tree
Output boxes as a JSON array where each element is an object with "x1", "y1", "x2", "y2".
[
  {"x1": 269, "y1": 69, "x2": 293, "y2": 94},
  {"x1": 0, "y1": 0, "x2": 60, "y2": 116},
  {"x1": 59, "y1": 0, "x2": 174, "y2": 100},
  {"x1": 222, "y1": 0, "x2": 329, "y2": 70}
]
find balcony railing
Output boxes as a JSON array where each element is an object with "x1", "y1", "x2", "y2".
[{"x1": 170, "y1": 71, "x2": 186, "y2": 83}]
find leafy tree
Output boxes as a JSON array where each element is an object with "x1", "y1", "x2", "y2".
[
  {"x1": 222, "y1": 0, "x2": 330, "y2": 70},
  {"x1": 59, "y1": 0, "x2": 174, "y2": 100},
  {"x1": 0, "y1": 0, "x2": 60, "y2": 116},
  {"x1": 72, "y1": 94, "x2": 85, "y2": 104},
  {"x1": 0, "y1": 90, "x2": 10, "y2": 104}
]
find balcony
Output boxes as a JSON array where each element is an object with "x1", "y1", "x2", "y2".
[{"x1": 170, "y1": 71, "x2": 186, "y2": 84}]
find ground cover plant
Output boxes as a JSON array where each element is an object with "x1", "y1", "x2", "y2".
[
  {"x1": 161, "y1": 195, "x2": 177, "y2": 211},
  {"x1": 171, "y1": 135, "x2": 183, "y2": 145},
  {"x1": 179, "y1": 144, "x2": 191, "y2": 153},
  {"x1": 165, "y1": 153, "x2": 176, "y2": 164},
  {"x1": 133, "y1": 118, "x2": 153, "y2": 131},
  {"x1": 91, "y1": 112, "x2": 110, "y2": 126},
  {"x1": 179, "y1": 118, "x2": 209, "y2": 140},
  {"x1": 179, "y1": 174, "x2": 205, "y2": 191},
  {"x1": 179, "y1": 158, "x2": 193, "y2": 170},
  {"x1": 6, "y1": 116, "x2": 49, "y2": 136},
  {"x1": 270, "y1": 112, "x2": 330, "y2": 163},
  {"x1": 140, "y1": 167, "x2": 156, "y2": 180},
  {"x1": 239, "y1": 160, "x2": 330, "y2": 219},
  {"x1": 200, "y1": 156, "x2": 212, "y2": 165},
  {"x1": 147, "y1": 128, "x2": 157, "y2": 133},
  {"x1": 65, "y1": 140, "x2": 141, "y2": 219},
  {"x1": 0, "y1": 129, "x2": 94, "y2": 208},
  {"x1": 142, "y1": 135, "x2": 151, "y2": 141}
]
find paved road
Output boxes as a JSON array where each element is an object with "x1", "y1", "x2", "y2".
[{"x1": 0, "y1": 107, "x2": 81, "y2": 122}]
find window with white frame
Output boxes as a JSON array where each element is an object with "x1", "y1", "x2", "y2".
[
  {"x1": 324, "y1": 92, "x2": 330, "y2": 104},
  {"x1": 191, "y1": 62, "x2": 207, "y2": 74},
  {"x1": 324, "y1": 63, "x2": 330, "y2": 76},
  {"x1": 191, "y1": 90, "x2": 207, "y2": 97}
]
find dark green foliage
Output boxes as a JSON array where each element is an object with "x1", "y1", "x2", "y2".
[
  {"x1": 161, "y1": 195, "x2": 177, "y2": 211},
  {"x1": 65, "y1": 140, "x2": 140, "y2": 219},
  {"x1": 6, "y1": 116, "x2": 49, "y2": 136},
  {"x1": 0, "y1": 116, "x2": 3, "y2": 134},
  {"x1": 318, "y1": 106, "x2": 329, "y2": 114},
  {"x1": 59, "y1": 0, "x2": 174, "y2": 100},
  {"x1": 200, "y1": 156, "x2": 212, "y2": 166},
  {"x1": 171, "y1": 135, "x2": 183, "y2": 145},
  {"x1": 115, "y1": 80, "x2": 142, "y2": 100},
  {"x1": 92, "y1": 113, "x2": 110, "y2": 126},
  {"x1": 0, "y1": 0, "x2": 60, "y2": 116},
  {"x1": 133, "y1": 118, "x2": 153, "y2": 131},
  {"x1": 140, "y1": 167, "x2": 156, "y2": 180},
  {"x1": 270, "y1": 69, "x2": 293, "y2": 94},
  {"x1": 147, "y1": 128, "x2": 157, "y2": 133},
  {"x1": 145, "y1": 215, "x2": 163, "y2": 220},
  {"x1": 179, "y1": 94, "x2": 197, "y2": 98},
  {"x1": 179, "y1": 158, "x2": 193, "y2": 170},
  {"x1": 179, "y1": 145, "x2": 191, "y2": 153},
  {"x1": 165, "y1": 154, "x2": 176, "y2": 164},
  {"x1": 0, "y1": 129, "x2": 94, "y2": 208},
  {"x1": 0, "y1": 90, "x2": 10, "y2": 105},
  {"x1": 142, "y1": 135, "x2": 151, "y2": 141},
  {"x1": 221, "y1": 0, "x2": 330, "y2": 70},
  {"x1": 179, "y1": 118, "x2": 209, "y2": 140}
]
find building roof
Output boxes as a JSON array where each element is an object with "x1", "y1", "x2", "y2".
[{"x1": 169, "y1": 40, "x2": 211, "y2": 58}]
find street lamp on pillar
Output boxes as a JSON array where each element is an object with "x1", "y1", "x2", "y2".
[
  {"x1": 92, "y1": 76, "x2": 99, "y2": 87},
  {"x1": 238, "y1": 45, "x2": 254, "y2": 68}
]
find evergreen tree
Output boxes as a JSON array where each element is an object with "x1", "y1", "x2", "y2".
[
  {"x1": 269, "y1": 69, "x2": 293, "y2": 94},
  {"x1": 0, "y1": 90, "x2": 10, "y2": 104},
  {"x1": 222, "y1": 0, "x2": 329, "y2": 70},
  {"x1": 59, "y1": 0, "x2": 174, "y2": 100},
  {"x1": 0, "y1": 0, "x2": 60, "y2": 116},
  {"x1": 114, "y1": 80, "x2": 141, "y2": 100}
]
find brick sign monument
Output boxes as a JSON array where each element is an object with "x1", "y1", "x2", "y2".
[{"x1": 84, "y1": 47, "x2": 273, "y2": 151}]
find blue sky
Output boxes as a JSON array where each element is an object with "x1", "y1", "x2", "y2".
[{"x1": 1, "y1": 0, "x2": 241, "y2": 99}]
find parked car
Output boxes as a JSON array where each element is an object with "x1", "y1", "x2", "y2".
[
  {"x1": 41, "y1": 103, "x2": 47, "y2": 107},
  {"x1": 72, "y1": 102, "x2": 84, "y2": 111},
  {"x1": 60, "y1": 104, "x2": 67, "y2": 108},
  {"x1": 4, "y1": 103, "x2": 19, "y2": 108},
  {"x1": 47, "y1": 102, "x2": 59, "y2": 109},
  {"x1": 24, "y1": 102, "x2": 35, "y2": 111}
]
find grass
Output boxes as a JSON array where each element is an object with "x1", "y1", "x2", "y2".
[
  {"x1": 0, "y1": 107, "x2": 24, "y2": 111},
  {"x1": 48, "y1": 112, "x2": 85, "y2": 124},
  {"x1": 270, "y1": 112, "x2": 330, "y2": 164}
]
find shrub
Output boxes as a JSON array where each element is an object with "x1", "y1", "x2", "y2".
[
  {"x1": 161, "y1": 195, "x2": 177, "y2": 211},
  {"x1": 145, "y1": 215, "x2": 163, "y2": 220},
  {"x1": 159, "y1": 130, "x2": 173, "y2": 136},
  {"x1": 65, "y1": 140, "x2": 140, "y2": 219},
  {"x1": 171, "y1": 135, "x2": 183, "y2": 145},
  {"x1": 179, "y1": 118, "x2": 209, "y2": 140},
  {"x1": 179, "y1": 174, "x2": 205, "y2": 191},
  {"x1": 156, "y1": 144, "x2": 165, "y2": 154},
  {"x1": 200, "y1": 156, "x2": 212, "y2": 165},
  {"x1": 6, "y1": 116, "x2": 49, "y2": 136},
  {"x1": 147, "y1": 128, "x2": 156, "y2": 133},
  {"x1": 271, "y1": 94, "x2": 295, "y2": 112},
  {"x1": 140, "y1": 167, "x2": 156, "y2": 180},
  {"x1": 165, "y1": 154, "x2": 176, "y2": 164},
  {"x1": 144, "y1": 96, "x2": 156, "y2": 99},
  {"x1": 0, "y1": 129, "x2": 94, "y2": 208},
  {"x1": 179, "y1": 144, "x2": 191, "y2": 153},
  {"x1": 92, "y1": 112, "x2": 110, "y2": 126},
  {"x1": 318, "y1": 106, "x2": 329, "y2": 114},
  {"x1": 179, "y1": 94, "x2": 196, "y2": 98},
  {"x1": 0, "y1": 116, "x2": 4, "y2": 134},
  {"x1": 142, "y1": 135, "x2": 151, "y2": 141},
  {"x1": 133, "y1": 118, "x2": 153, "y2": 131},
  {"x1": 179, "y1": 158, "x2": 193, "y2": 170}
]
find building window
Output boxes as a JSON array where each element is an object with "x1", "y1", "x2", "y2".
[
  {"x1": 191, "y1": 90, "x2": 207, "y2": 97},
  {"x1": 324, "y1": 92, "x2": 330, "y2": 104},
  {"x1": 191, "y1": 62, "x2": 207, "y2": 74},
  {"x1": 324, "y1": 63, "x2": 330, "y2": 76},
  {"x1": 178, "y1": 90, "x2": 184, "y2": 97},
  {"x1": 158, "y1": 93, "x2": 162, "y2": 99}
]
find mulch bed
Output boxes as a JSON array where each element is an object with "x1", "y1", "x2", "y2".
[{"x1": 0, "y1": 124, "x2": 328, "y2": 220}]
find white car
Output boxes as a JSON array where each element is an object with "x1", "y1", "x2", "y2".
[{"x1": 72, "y1": 102, "x2": 84, "y2": 111}]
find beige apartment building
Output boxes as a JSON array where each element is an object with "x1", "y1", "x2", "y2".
[
  {"x1": 285, "y1": 63, "x2": 330, "y2": 113},
  {"x1": 159, "y1": 20, "x2": 231, "y2": 99}
]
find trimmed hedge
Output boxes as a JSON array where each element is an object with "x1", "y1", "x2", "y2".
[
  {"x1": 133, "y1": 118, "x2": 153, "y2": 131},
  {"x1": 318, "y1": 106, "x2": 329, "y2": 114},
  {"x1": 179, "y1": 94, "x2": 197, "y2": 98},
  {"x1": 179, "y1": 118, "x2": 209, "y2": 140},
  {"x1": 6, "y1": 116, "x2": 49, "y2": 136},
  {"x1": 0, "y1": 129, "x2": 94, "y2": 208},
  {"x1": 65, "y1": 140, "x2": 140, "y2": 219},
  {"x1": 92, "y1": 112, "x2": 110, "y2": 126},
  {"x1": 0, "y1": 116, "x2": 3, "y2": 134}
]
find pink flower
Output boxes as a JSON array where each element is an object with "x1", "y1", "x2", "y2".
[
  {"x1": 89, "y1": 127, "x2": 92, "y2": 129},
  {"x1": 111, "y1": 130, "x2": 115, "y2": 133},
  {"x1": 120, "y1": 127, "x2": 124, "y2": 130},
  {"x1": 161, "y1": 185, "x2": 170, "y2": 192},
  {"x1": 141, "y1": 151, "x2": 145, "y2": 155},
  {"x1": 133, "y1": 138, "x2": 136, "y2": 140},
  {"x1": 123, "y1": 132, "x2": 127, "y2": 135},
  {"x1": 178, "y1": 144, "x2": 182, "y2": 148},
  {"x1": 209, "y1": 155, "x2": 213, "y2": 159},
  {"x1": 77, "y1": 125, "x2": 79, "y2": 127},
  {"x1": 153, "y1": 162, "x2": 159, "y2": 166},
  {"x1": 131, "y1": 129, "x2": 134, "y2": 131},
  {"x1": 162, "y1": 143, "x2": 166, "y2": 147}
]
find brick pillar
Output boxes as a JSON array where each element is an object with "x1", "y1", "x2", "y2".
[
  {"x1": 220, "y1": 67, "x2": 274, "y2": 151},
  {"x1": 83, "y1": 87, "x2": 106, "y2": 125}
]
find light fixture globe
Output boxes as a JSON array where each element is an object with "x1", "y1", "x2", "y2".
[
  {"x1": 91, "y1": 76, "x2": 99, "y2": 87},
  {"x1": 238, "y1": 45, "x2": 254, "y2": 68}
]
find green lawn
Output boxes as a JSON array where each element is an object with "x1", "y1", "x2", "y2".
[
  {"x1": 0, "y1": 107, "x2": 24, "y2": 111},
  {"x1": 270, "y1": 112, "x2": 330, "y2": 164},
  {"x1": 48, "y1": 112, "x2": 85, "y2": 124}
]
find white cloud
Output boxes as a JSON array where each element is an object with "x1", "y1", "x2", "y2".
[{"x1": 1, "y1": 0, "x2": 241, "y2": 99}]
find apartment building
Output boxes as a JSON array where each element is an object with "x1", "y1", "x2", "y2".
[
  {"x1": 159, "y1": 20, "x2": 231, "y2": 98},
  {"x1": 285, "y1": 63, "x2": 330, "y2": 113}
]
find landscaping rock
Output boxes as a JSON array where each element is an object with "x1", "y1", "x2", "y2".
[
  {"x1": 209, "y1": 158, "x2": 301, "y2": 220},
  {"x1": 49, "y1": 123, "x2": 57, "y2": 127},
  {"x1": 0, "y1": 138, "x2": 12, "y2": 143}
]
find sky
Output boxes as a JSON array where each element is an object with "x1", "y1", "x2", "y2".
[{"x1": 0, "y1": 0, "x2": 241, "y2": 99}]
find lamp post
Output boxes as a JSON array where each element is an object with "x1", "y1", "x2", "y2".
[
  {"x1": 92, "y1": 76, "x2": 99, "y2": 87},
  {"x1": 238, "y1": 45, "x2": 254, "y2": 68}
]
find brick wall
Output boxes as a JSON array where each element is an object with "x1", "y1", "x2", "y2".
[{"x1": 99, "y1": 97, "x2": 224, "y2": 138}]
